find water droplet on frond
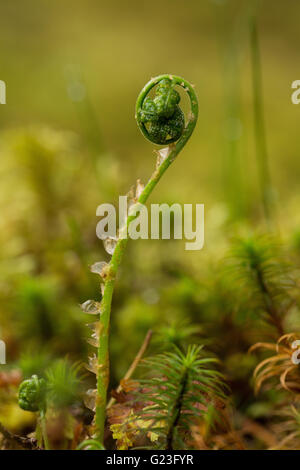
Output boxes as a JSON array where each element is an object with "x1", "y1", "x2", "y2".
[
  {"x1": 84, "y1": 388, "x2": 97, "y2": 412},
  {"x1": 84, "y1": 354, "x2": 98, "y2": 374},
  {"x1": 86, "y1": 321, "x2": 100, "y2": 331},
  {"x1": 87, "y1": 336, "x2": 99, "y2": 348},
  {"x1": 86, "y1": 321, "x2": 101, "y2": 348},
  {"x1": 80, "y1": 300, "x2": 101, "y2": 315},
  {"x1": 90, "y1": 261, "x2": 109, "y2": 281},
  {"x1": 103, "y1": 237, "x2": 117, "y2": 255}
]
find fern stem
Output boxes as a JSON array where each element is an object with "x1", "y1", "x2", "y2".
[
  {"x1": 40, "y1": 410, "x2": 50, "y2": 450},
  {"x1": 95, "y1": 75, "x2": 198, "y2": 445}
]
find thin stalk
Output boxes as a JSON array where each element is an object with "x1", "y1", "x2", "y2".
[
  {"x1": 94, "y1": 75, "x2": 198, "y2": 445},
  {"x1": 249, "y1": 11, "x2": 273, "y2": 225},
  {"x1": 40, "y1": 410, "x2": 50, "y2": 450}
]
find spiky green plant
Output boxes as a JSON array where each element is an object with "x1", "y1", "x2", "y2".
[
  {"x1": 228, "y1": 235, "x2": 295, "y2": 337},
  {"x1": 45, "y1": 360, "x2": 81, "y2": 409},
  {"x1": 154, "y1": 321, "x2": 202, "y2": 350},
  {"x1": 18, "y1": 350, "x2": 53, "y2": 379},
  {"x1": 130, "y1": 345, "x2": 228, "y2": 450},
  {"x1": 275, "y1": 405, "x2": 300, "y2": 450}
]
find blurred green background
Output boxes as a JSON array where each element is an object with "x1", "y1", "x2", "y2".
[{"x1": 1, "y1": 0, "x2": 300, "y2": 430}]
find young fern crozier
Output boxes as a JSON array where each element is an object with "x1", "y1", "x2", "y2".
[
  {"x1": 17, "y1": 361, "x2": 81, "y2": 450},
  {"x1": 82, "y1": 75, "x2": 198, "y2": 448},
  {"x1": 18, "y1": 375, "x2": 49, "y2": 449}
]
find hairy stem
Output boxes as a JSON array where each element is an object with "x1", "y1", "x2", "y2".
[{"x1": 94, "y1": 75, "x2": 198, "y2": 445}]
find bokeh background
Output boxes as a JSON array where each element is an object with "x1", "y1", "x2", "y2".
[{"x1": 1, "y1": 0, "x2": 300, "y2": 439}]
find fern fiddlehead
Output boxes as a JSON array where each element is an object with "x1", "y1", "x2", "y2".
[
  {"x1": 137, "y1": 78, "x2": 185, "y2": 145},
  {"x1": 18, "y1": 375, "x2": 46, "y2": 412},
  {"x1": 18, "y1": 375, "x2": 49, "y2": 449},
  {"x1": 91, "y1": 75, "x2": 198, "y2": 447}
]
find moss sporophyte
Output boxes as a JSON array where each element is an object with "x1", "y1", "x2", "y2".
[{"x1": 79, "y1": 75, "x2": 198, "y2": 449}]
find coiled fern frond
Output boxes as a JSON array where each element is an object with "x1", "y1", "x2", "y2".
[
  {"x1": 18, "y1": 375, "x2": 47, "y2": 412},
  {"x1": 137, "y1": 78, "x2": 185, "y2": 145}
]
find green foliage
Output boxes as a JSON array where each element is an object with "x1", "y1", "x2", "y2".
[
  {"x1": 18, "y1": 359, "x2": 81, "y2": 414},
  {"x1": 154, "y1": 321, "x2": 202, "y2": 350},
  {"x1": 18, "y1": 350, "x2": 53, "y2": 379},
  {"x1": 133, "y1": 345, "x2": 227, "y2": 450},
  {"x1": 227, "y1": 235, "x2": 295, "y2": 336},
  {"x1": 45, "y1": 360, "x2": 81, "y2": 409},
  {"x1": 14, "y1": 276, "x2": 87, "y2": 356},
  {"x1": 16, "y1": 277, "x2": 58, "y2": 343}
]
